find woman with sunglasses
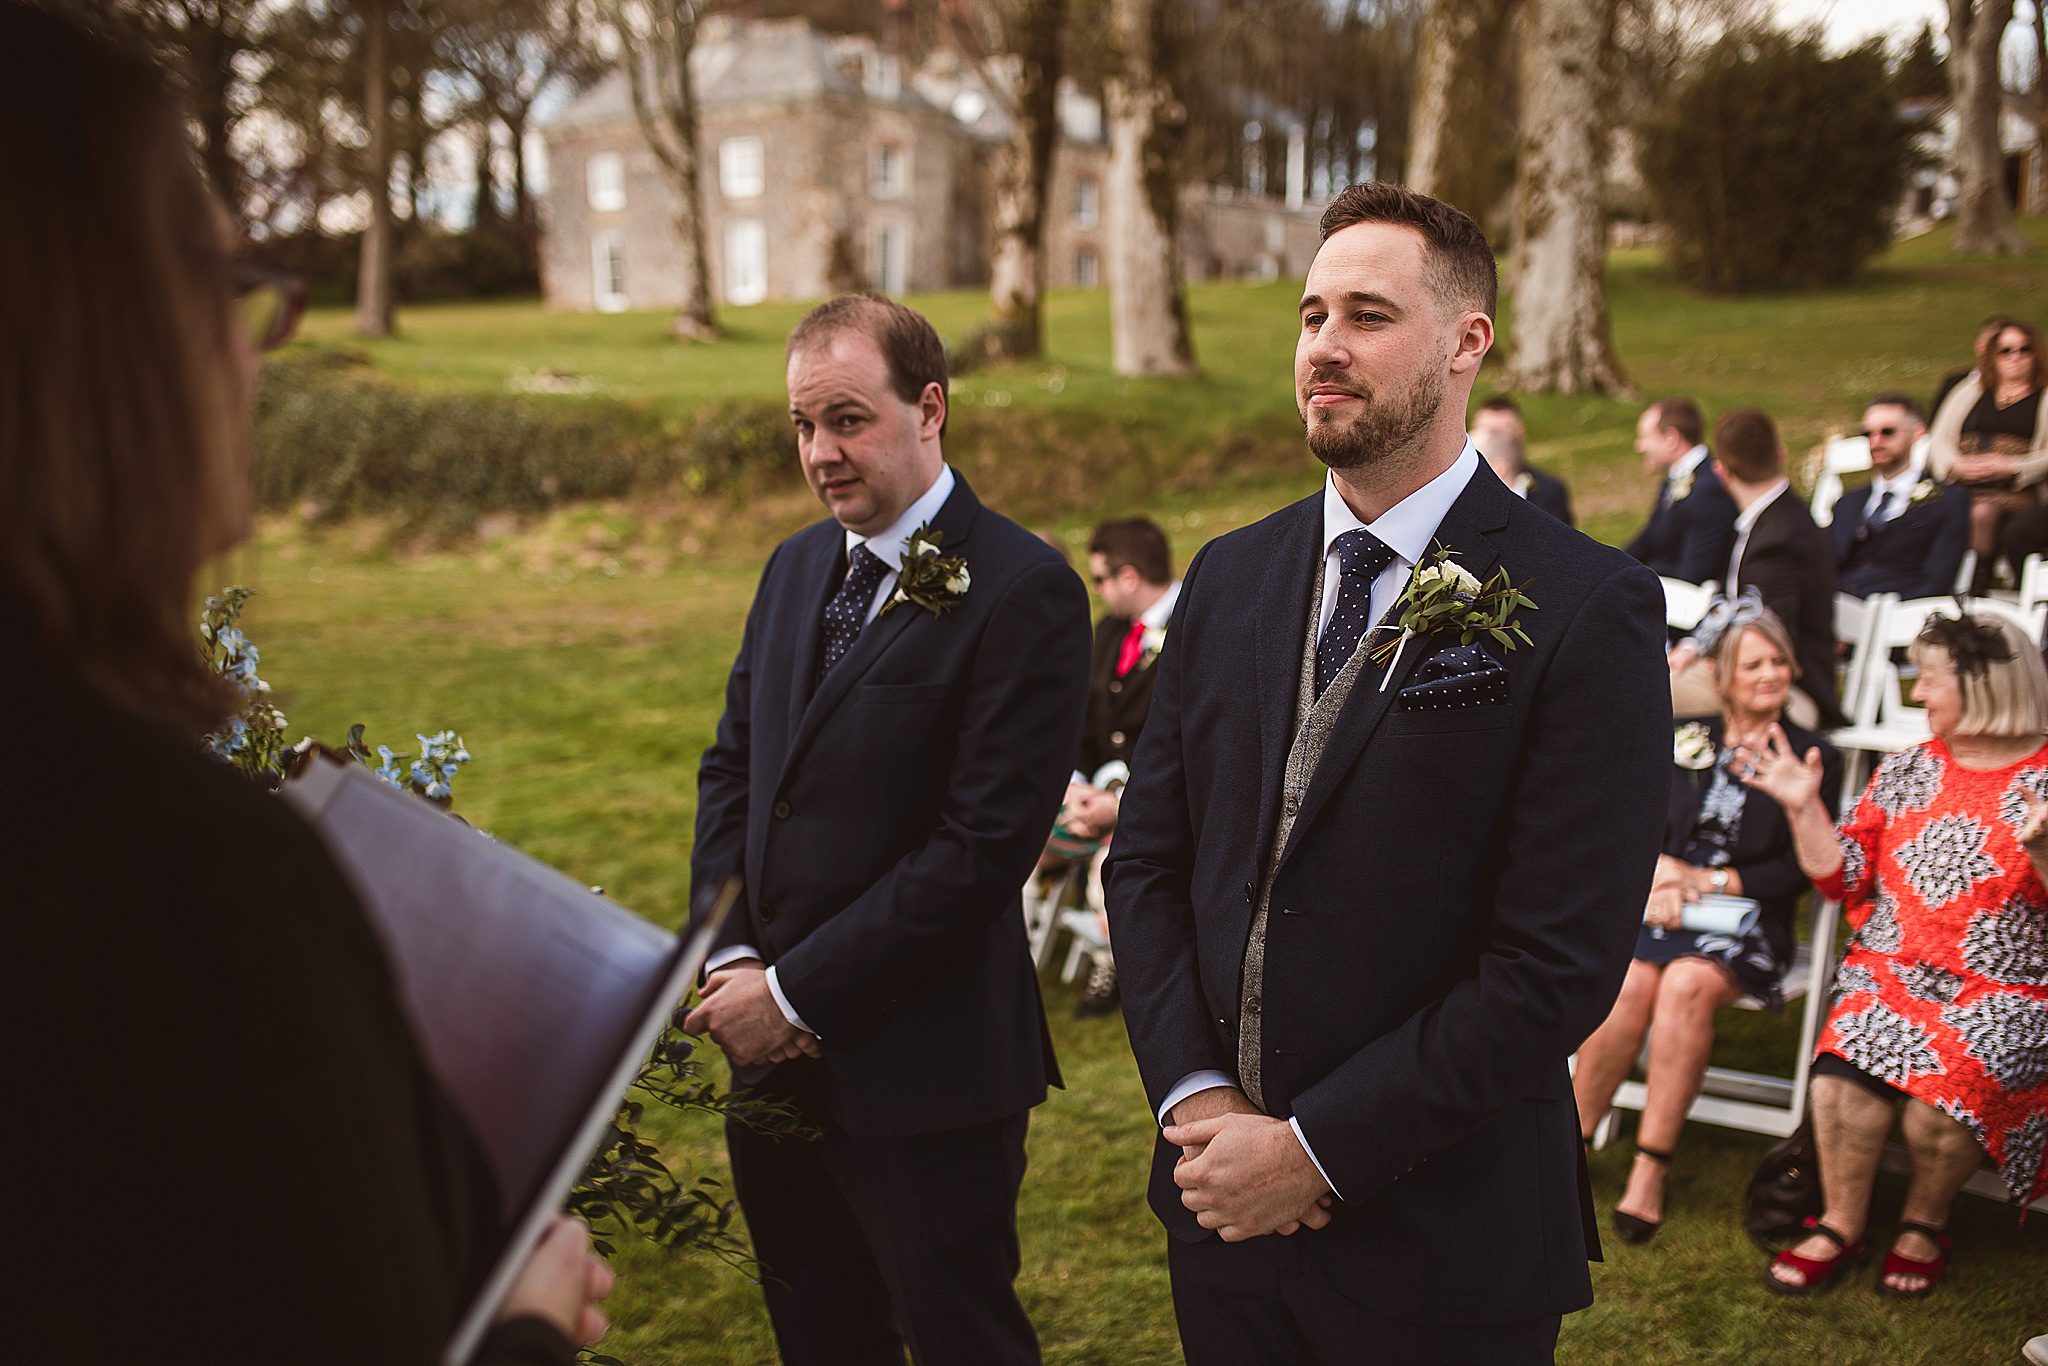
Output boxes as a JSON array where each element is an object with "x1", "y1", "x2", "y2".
[
  {"x1": 3, "y1": 8, "x2": 605, "y2": 1361},
  {"x1": 1929, "y1": 318, "x2": 2048, "y2": 591}
]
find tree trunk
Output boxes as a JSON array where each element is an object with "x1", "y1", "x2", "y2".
[
  {"x1": 1502, "y1": 0, "x2": 1627, "y2": 395},
  {"x1": 1406, "y1": 0, "x2": 1517, "y2": 218},
  {"x1": 617, "y1": 1, "x2": 717, "y2": 339},
  {"x1": 472, "y1": 119, "x2": 501, "y2": 229},
  {"x1": 1106, "y1": 0, "x2": 1195, "y2": 377},
  {"x1": 355, "y1": 0, "x2": 396, "y2": 337},
  {"x1": 988, "y1": 0, "x2": 1065, "y2": 359},
  {"x1": 507, "y1": 107, "x2": 537, "y2": 265},
  {"x1": 2030, "y1": 4, "x2": 2047, "y2": 216},
  {"x1": 186, "y1": 19, "x2": 244, "y2": 220},
  {"x1": 1948, "y1": 0, "x2": 2028, "y2": 254}
]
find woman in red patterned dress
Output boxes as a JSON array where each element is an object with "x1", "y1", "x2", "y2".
[{"x1": 1743, "y1": 610, "x2": 2048, "y2": 1298}]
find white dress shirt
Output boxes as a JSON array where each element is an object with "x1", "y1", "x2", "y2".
[
  {"x1": 1724, "y1": 477, "x2": 1790, "y2": 593},
  {"x1": 1157, "y1": 442, "x2": 1482, "y2": 1200},
  {"x1": 705, "y1": 464, "x2": 960, "y2": 1035},
  {"x1": 1862, "y1": 463, "x2": 1922, "y2": 530}
]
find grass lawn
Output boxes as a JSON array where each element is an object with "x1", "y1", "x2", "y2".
[{"x1": 242, "y1": 224, "x2": 2048, "y2": 1362}]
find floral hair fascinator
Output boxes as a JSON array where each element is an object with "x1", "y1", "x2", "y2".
[
  {"x1": 1917, "y1": 605, "x2": 2013, "y2": 679},
  {"x1": 1691, "y1": 587, "x2": 1767, "y2": 657}
]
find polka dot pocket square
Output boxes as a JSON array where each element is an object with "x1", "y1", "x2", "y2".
[{"x1": 1394, "y1": 641, "x2": 1509, "y2": 712}]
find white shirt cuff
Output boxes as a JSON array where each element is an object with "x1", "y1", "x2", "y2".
[
  {"x1": 1158, "y1": 1069, "x2": 1240, "y2": 1127},
  {"x1": 764, "y1": 965, "x2": 815, "y2": 1036},
  {"x1": 1287, "y1": 1116, "x2": 1342, "y2": 1201},
  {"x1": 705, "y1": 945, "x2": 762, "y2": 974}
]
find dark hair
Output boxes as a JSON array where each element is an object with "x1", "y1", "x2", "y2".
[
  {"x1": 1649, "y1": 396, "x2": 1706, "y2": 447},
  {"x1": 1714, "y1": 408, "x2": 1783, "y2": 484},
  {"x1": 1087, "y1": 518, "x2": 1173, "y2": 586},
  {"x1": 1865, "y1": 391, "x2": 1927, "y2": 426},
  {"x1": 1977, "y1": 318, "x2": 2048, "y2": 395},
  {"x1": 787, "y1": 292, "x2": 950, "y2": 435},
  {"x1": 1476, "y1": 394, "x2": 1523, "y2": 416},
  {"x1": 1318, "y1": 182, "x2": 1498, "y2": 319},
  {"x1": 0, "y1": 3, "x2": 241, "y2": 734}
]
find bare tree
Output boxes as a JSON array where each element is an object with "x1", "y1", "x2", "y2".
[
  {"x1": 604, "y1": 0, "x2": 720, "y2": 339},
  {"x1": 981, "y1": 0, "x2": 1066, "y2": 360},
  {"x1": 1406, "y1": 0, "x2": 1519, "y2": 219},
  {"x1": 1949, "y1": 0, "x2": 2029, "y2": 254},
  {"x1": 2030, "y1": 0, "x2": 2047, "y2": 215},
  {"x1": 1105, "y1": 0, "x2": 1195, "y2": 376},
  {"x1": 355, "y1": 0, "x2": 396, "y2": 336},
  {"x1": 1502, "y1": 0, "x2": 1628, "y2": 395}
]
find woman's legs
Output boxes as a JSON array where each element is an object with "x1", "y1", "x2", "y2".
[
  {"x1": 1883, "y1": 1100, "x2": 1983, "y2": 1292},
  {"x1": 1770, "y1": 1074, "x2": 1895, "y2": 1286},
  {"x1": 1573, "y1": 959, "x2": 1662, "y2": 1142},
  {"x1": 1618, "y1": 958, "x2": 1741, "y2": 1223}
]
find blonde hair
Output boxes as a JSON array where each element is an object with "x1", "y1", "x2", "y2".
[
  {"x1": 1713, "y1": 610, "x2": 1801, "y2": 706},
  {"x1": 1908, "y1": 614, "x2": 2048, "y2": 739},
  {"x1": 0, "y1": 8, "x2": 242, "y2": 733}
]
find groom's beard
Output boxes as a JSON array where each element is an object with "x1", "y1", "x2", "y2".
[{"x1": 1300, "y1": 364, "x2": 1445, "y2": 472}]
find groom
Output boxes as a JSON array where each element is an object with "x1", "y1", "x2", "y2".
[
  {"x1": 1106, "y1": 184, "x2": 1670, "y2": 1362},
  {"x1": 684, "y1": 294, "x2": 1090, "y2": 1364}
]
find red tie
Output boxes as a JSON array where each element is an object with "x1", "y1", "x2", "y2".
[{"x1": 1115, "y1": 619, "x2": 1148, "y2": 677}]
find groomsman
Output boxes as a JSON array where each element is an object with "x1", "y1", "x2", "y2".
[
  {"x1": 1625, "y1": 396, "x2": 1738, "y2": 584},
  {"x1": 1831, "y1": 393, "x2": 1969, "y2": 599},
  {"x1": 684, "y1": 294, "x2": 1091, "y2": 1365},
  {"x1": 1469, "y1": 395, "x2": 1574, "y2": 526},
  {"x1": 1107, "y1": 183, "x2": 1669, "y2": 1363}
]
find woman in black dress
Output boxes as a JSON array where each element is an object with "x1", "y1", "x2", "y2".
[
  {"x1": 1, "y1": 8, "x2": 608, "y2": 1361},
  {"x1": 1571, "y1": 599, "x2": 1842, "y2": 1244},
  {"x1": 1929, "y1": 318, "x2": 2048, "y2": 590}
]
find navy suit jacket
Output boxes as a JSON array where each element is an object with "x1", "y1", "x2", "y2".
[
  {"x1": 1625, "y1": 460, "x2": 1738, "y2": 584},
  {"x1": 1107, "y1": 462, "x2": 1669, "y2": 1325},
  {"x1": 690, "y1": 473, "x2": 1092, "y2": 1138},
  {"x1": 1518, "y1": 465, "x2": 1575, "y2": 527},
  {"x1": 1830, "y1": 478, "x2": 1971, "y2": 600}
]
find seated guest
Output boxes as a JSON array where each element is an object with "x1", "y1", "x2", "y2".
[
  {"x1": 1832, "y1": 393, "x2": 1970, "y2": 599},
  {"x1": 5, "y1": 11, "x2": 608, "y2": 1360},
  {"x1": 1930, "y1": 318, "x2": 2048, "y2": 592},
  {"x1": 1626, "y1": 396, "x2": 1738, "y2": 584},
  {"x1": 1470, "y1": 394, "x2": 1574, "y2": 525},
  {"x1": 1055, "y1": 517, "x2": 1180, "y2": 1016},
  {"x1": 1929, "y1": 315, "x2": 2015, "y2": 423},
  {"x1": 1572, "y1": 605, "x2": 1841, "y2": 1244},
  {"x1": 1743, "y1": 610, "x2": 2048, "y2": 1295},
  {"x1": 1671, "y1": 410, "x2": 1847, "y2": 728}
]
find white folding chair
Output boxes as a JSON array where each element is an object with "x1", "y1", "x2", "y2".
[
  {"x1": 1831, "y1": 591, "x2": 1887, "y2": 741},
  {"x1": 2021, "y1": 554, "x2": 2048, "y2": 613},
  {"x1": 1022, "y1": 863, "x2": 1082, "y2": 971},
  {"x1": 1808, "y1": 436, "x2": 1872, "y2": 527},
  {"x1": 1662, "y1": 577, "x2": 1719, "y2": 632}
]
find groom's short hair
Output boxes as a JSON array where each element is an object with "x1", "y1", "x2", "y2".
[
  {"x1": 788, "y1": 292, "x2": 950, "y2": 436},
  {"x1": 1319, "y1": 182, "x2": 1498, "y2": 320}
]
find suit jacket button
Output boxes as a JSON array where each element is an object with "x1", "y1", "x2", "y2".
[
  {"x1": 772, "y1": 800, "x2": 792, "y2": 819},
  {"x1": 1217, "y1": 1017, "x2": 1229, "y2": 1028},
  {"x1": 759, "y1": 903, "x2": 776, "y2": 924},
  {"x1": 1109, "y1": 679, "x2": 1123, "y2": 694},
  {"x1": 1110, "y1": 729, "x2": 1126, "y2": 746}
]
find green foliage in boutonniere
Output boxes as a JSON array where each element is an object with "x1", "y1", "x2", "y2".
[
  {"x1": 1674, "y1": 721, "x2": 1716, "y2": 770},
  {"x1": 882, "y1": 523, "x2": 971, "y2": 618},
  {"x1": 1908, "y1": 478, "x2": 1941, "y2": 507},
  {"x1": 1368, "y1": 544, "x2": 1537, "y2": 676}
]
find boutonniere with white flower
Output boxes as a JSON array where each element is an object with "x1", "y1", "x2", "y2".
[
  {"x1": 1366, "y1": 543, "x2": 1537, "y2": 691},
  {"x1": 882, "y1": 523, "x2": 971, "y2": 618},
  {"x1": 1514, "y1": 471, "x2": 1535, "y2": 499},
  {"x1": 1673, "y1": 721, "x2": 1716, "y2": 771},
  {"x1": 1669, "y1": 470, "x2": 1696, "y2": 503},
  {"x1": 1139, "y1": 623, "x2": 1168, "y2": 669},
  {"x1": 1909, "y1": 479, "x2": 1941, "y2": 507}
]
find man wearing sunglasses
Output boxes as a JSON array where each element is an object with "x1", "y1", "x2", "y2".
[{"x1": 1830, "y1": 393, "x2": 1970, "y2": 600}]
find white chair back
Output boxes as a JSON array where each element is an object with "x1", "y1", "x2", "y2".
[
  {"x1": 1809, "y1": 436, "x2": 1872, "y2": 527},
  {"x1": 2022, "y1": 554, "x2": 2048, "y2": 613},
  {"x1": 1863, "y1": 596, "x2": 2048, "y2": 731},
  {"x1": 1832, "y1": 591, "x2": 1890, "y2": 727},
  {"x1": 1662, "y1": 577, "x2": 1719, "y2": 632}
]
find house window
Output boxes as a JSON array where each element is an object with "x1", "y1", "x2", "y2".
[
  {"x1": 871, "y1": 143, "x2": 906, "y2": 199},
  {"x1": 591, "y1": 231, "x2": 627, "y2": 312},
  {"x1": 1075, "y1": 247, "x2": 1099, "y2": 288},
  {"x1": 1074, "y1": 178, "x2": 1099, "y2": 229},
  {"x1": 875, "y1": 224, "x2": 907, "y2": 296},
  {"x1": 720, "y1": 136, "x2": 764, "y2": 200},
  {"x1": 586, "y1": 151, "x2": 625, "y2": 212},
  {"x1": 864, "y1": 51, "x2": 901, "y2": 99},
  {"x1": 725, "y1": 219, "x2": 767, "y2": 306}
]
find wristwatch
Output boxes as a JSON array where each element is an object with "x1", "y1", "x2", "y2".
[{"x1": 1710, "y1": 869, "x2": 1730, "y2": 894}]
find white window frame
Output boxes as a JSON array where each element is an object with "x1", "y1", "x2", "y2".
[
  {"x1": 591, "y1": 230, "x2": 627, "y2": 312},
  {"x1": 724, "y1": 219, "x2": 767, "y2": 306},
  {"x1": 1074, "y1": 178, "x2": 1099, "y2": 229},
  {"x1": 875, "y1": 224, "x2": 908, "y2": 296},
  {"x1": 720, "y1": 135, "x2": 764, "y2": 200},
  {"x1": 1075, "y1": 247, "x2": 1099, "y2": 288},
  {"x1": 871, "y1": 142, "x2": 907, "y2": 199},
  {"x1": 585, "y1": 151, "x2": 625, "y2": 212}
]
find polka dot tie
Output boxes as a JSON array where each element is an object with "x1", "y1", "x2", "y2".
[
  {"x1": 1315, "y1": 528, "x2": 1397, "y2": 697},
  {"x1": 817, "y1": 543, "x2": 890, "y2": 686}
]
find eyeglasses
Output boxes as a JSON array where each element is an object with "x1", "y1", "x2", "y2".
[
  {"x1": 1862, "y1": 426, "x2": 1900, "y2": 439},
  {"x1": 229, "y1": 260, "x2": 308, "y2": 352},
  {"x1": 1998, "y1": 344, "x2": 2035, "y2": 357}
]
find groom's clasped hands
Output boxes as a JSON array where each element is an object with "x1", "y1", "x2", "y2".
[
  {"x1": 1164, "y1": 1087, "x2": 1334, "y2": 1243},
  {"x1": 681, "y1": 961, "x2": 822, "y2": 1066}
]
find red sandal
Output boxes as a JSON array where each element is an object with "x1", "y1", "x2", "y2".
[
  {"x1": 1763, "y1": 1217, "x2": 1867, "y2": 1296},
  {"x1": 1875, "y1": 1221, "x2": 1952, "y2": 1300}
]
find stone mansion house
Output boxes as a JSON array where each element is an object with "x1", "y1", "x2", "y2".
[{"x1": 537, "y1": 16, "x2": 1322, "y2": 313}]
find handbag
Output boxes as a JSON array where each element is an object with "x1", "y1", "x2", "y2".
[{"x1": 1743, "y1": 1118, "x2": 1822, "y2": 1250}]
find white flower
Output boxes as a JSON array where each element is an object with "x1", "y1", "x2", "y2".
[
  {"x1": 1674, "y1": 722, "x2": 1715, "y2": 770},
  {"x1": 916, "y1": 541, "x2": 940, "y2": 557},
  {"x1": 1670, "y1": 471, "x2": 1696, "y2": 503},
  {"x1": 946, "y1": 568, "x2": 971, "y2": 594},
  {"x1": 1142, "y1": 624, "x2": 1168, "y2": 655},
  {"x1": 1415, "y1": 559, "x2": 1482, "y2": 596}
]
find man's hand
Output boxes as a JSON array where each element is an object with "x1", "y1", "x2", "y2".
[
  {"x1": 1163, "y1": 1112, "x2": 1334, "y2": 1242},
  {"x1": 1066, "y1": 788, "x2": 1120, "y2": 839},
  {"x1": 1666, "y1": 641, "x2": 1699, "y2": 678},
  {"x1": 498, "y1": 1214, "x2": 614, "y2": 1347},
  {"x1": 1169, "y1": 1084, "x2": 1261, "y2": 1135},
  {"x1": 681, "y1": 966, "x2": 820, "y2": 1066}
]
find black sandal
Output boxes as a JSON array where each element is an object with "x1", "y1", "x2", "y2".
[{"x1": 1611, "y1": 1145, "x2": 1671, "y2": 1245}]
